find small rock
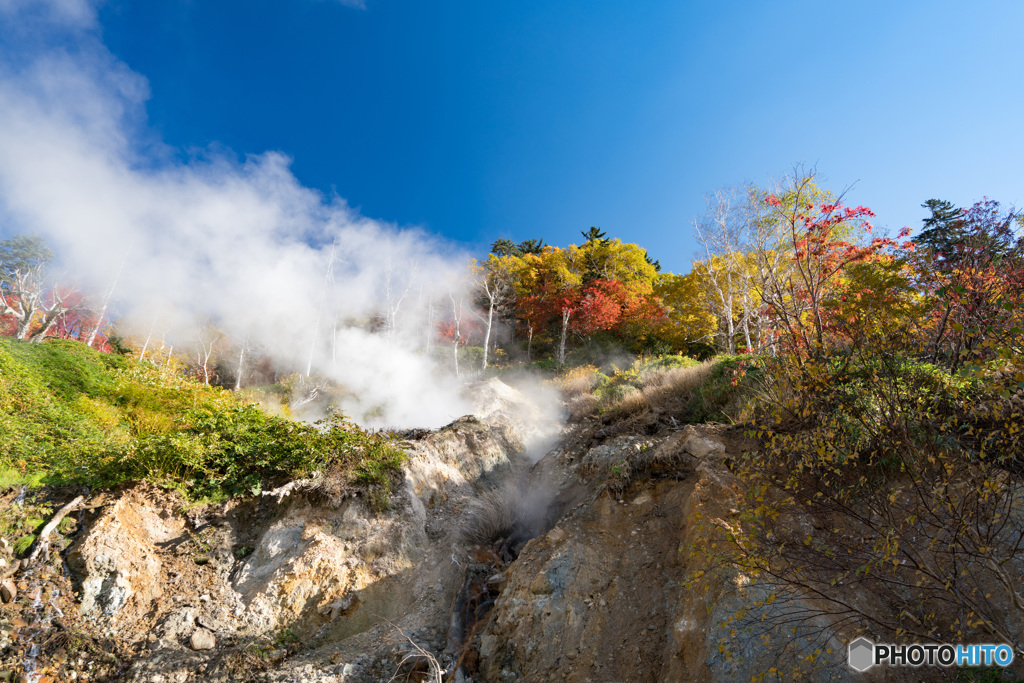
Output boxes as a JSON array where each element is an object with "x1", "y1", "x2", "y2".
[
  {"x1": 342, "y1": 664, "x2": 357, "y2": 676},
  {"x1": 0, "y1": 538, "x2": 9, "y2": 551},
  {"x1": 0, "y1": 580, "x2": 15, "y2": 603},
  {"x1": 196, "y1": 614, "x2": 223, "y2": 631},
  {"x1": 547, "y1": 527, "x2": 567, "y2": 543},
  {"x1": 681, "y1": 430, "x2": 725, "y2": 458},
  {"x1": 199, "y1": 594, "x2": 210, "y2": 602},
  {"x1": 189, "y1": 628, "x2": 216, "y2": 651}
]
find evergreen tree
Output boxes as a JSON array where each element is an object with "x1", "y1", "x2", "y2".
[
  {"x1": 490, "y1": 238, "x2": 520, "y2": 257},
  {"x1": 917, "y1": 199, "x2": 964, "y2": 261},
  {"x1": 517, "y1": 238, "x2": 545, "y2": 255},
  {"x1": 580, "y1": 226, "x2": 608, "y2": 244}
]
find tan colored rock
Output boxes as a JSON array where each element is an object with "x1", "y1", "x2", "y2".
[
  {"x1": 680, "y1": 427, "x2": 725, "y2": 458},
  {"x1": 189, "y1": 628, "x2": 216, "y2": 651},
  {"x1": 66, "y1": 490, "x2": 184, "y2": 634},
  {"x1": 0, "y1": 580, "x2": 15, "y2": 603}
]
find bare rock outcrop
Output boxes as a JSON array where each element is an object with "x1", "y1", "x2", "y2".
[
  {"x1": 55, "y1": 378, "x2": 562, "y2": 682},
  {"x1": 66, "y1": 487, "x2": 184, "y2": 634},
  {"x1": 21, "y1": 379, "x2": 951, "y2": 681},
  {"x1": 478, "y1": 426, "x2": 859, "y2": 683}
]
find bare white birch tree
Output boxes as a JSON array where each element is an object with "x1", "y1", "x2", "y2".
[
  {"x1": 383, "y1": 256, "x2": 416, "y2": 346},
  {"x1": 194, "y1": 326, "x2": 221, "y2": 385},
  {"x1": 448, "y1": 289, "x2": 464, "y2": 376},
  {"x1": 471, "y1": 256, "x2": 516, "y2": 370},
  {"x1": 693, "y1": 187, "x2": 760, "y2": 353}
]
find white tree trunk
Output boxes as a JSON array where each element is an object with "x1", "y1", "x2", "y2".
[
  {"x1": 235, "y1": 344, "x2": 245, "y2": 390},
  {"x1": 139, "y1": 313, "x2": 159, "y2": 361},
  {"x1": 558, "y1": 308, "x2": 571, "y2": 365},
  {"x1": 449, "y1": 291, "x2": 463, "y2": 376},
  {"x1": 482, "y1": 300, "x2": 494, "y2": 370},
  {"x1": 87, "y1": 241, "x2": 133, "y2": 347}
]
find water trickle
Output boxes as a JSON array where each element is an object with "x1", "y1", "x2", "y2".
[
  {"x1": 14, "y1": 564, "x2": 56, "y2": 681},
  {"x1": 13, "y1": 485, "x2": 26, "y2": 506},
  {"x1": 22, "y1": 642, "x2": 42, "y2": 682}
]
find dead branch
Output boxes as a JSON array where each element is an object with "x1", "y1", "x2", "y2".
[
  {"x1": 27, "y1": 495, "x2": 83, "y2": 565},
  {"x1": 383, "y1": 618, "x2": 444, "y2": 683}
]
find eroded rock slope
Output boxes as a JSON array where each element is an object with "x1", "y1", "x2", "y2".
[{"x1": 2, "y1": 378, "x2": 968, "y2": 682}]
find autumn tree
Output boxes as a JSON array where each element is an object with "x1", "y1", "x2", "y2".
[
  {"x1": 0, "y1": 234, "x2": 79, "y2": 342},
  {"x1": 529, "y1": 247, "x2": 585, "y2": 365},
  {"x1": 746, "y1": 167, "x2": 907, "y2": 364},
  {"x1": 653, "y1": 271, "x2": 717, "y2": 354},
  {"x1": 913, "y1": 199, "x2": 1024, "y2": 371},
  {"x1": 45, "y1": 292, "x2": 109, "y2": 349}
]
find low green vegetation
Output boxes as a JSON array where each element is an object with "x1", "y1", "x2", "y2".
[
  {"x1": 0, "y1": 493, "x2": 72, "y2": 558},
  {"x1": 0, "y1": 337, "x2": 406, "y2": 507}
]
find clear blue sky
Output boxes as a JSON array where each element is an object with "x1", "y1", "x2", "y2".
[{"x1": 16, "y1": 1, "x2": 1024, "y2": 273}]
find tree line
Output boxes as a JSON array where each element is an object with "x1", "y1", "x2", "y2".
[{"x1": 2, "y1": 166, "x2": 1021, "y2": 385}]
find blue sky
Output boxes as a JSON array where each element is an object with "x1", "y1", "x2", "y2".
[{"x1": 7, "y1": 1, "x2": 1024, "y2": 274}]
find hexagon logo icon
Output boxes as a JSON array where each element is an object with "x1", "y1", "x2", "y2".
[{"x1": 848, "y1": 637, "x2": 875, "y2": 672}]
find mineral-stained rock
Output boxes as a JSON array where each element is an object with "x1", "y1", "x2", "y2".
[{"x1": 66, "y1": 490, "x2": 184, "y2": 633}]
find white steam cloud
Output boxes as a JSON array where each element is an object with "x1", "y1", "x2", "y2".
[{"x1": 0, "y1": 1, "x2": 478, "y2": 427}]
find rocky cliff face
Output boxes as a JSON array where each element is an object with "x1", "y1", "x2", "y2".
[{"x1": 0, "y1": 379, "x2": 968, "y2": 682}]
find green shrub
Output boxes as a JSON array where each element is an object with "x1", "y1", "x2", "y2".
[
  {"x1": 530, "y1": 358, "x2": 560, "y2": 373},
  {"x1": 0, "y1": 338, "x2": 407, "y2": 505}
]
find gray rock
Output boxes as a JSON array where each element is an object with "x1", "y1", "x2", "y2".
[{"x1": 681, "y1": 430, "x2": 725, "y2": 458}]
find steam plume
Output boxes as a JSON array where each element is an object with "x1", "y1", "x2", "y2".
[{"x1": 0, "y1": 0, "x2": 475, "y2": 427}]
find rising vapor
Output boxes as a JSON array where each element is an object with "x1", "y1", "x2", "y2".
[{"x1": 0, "y1": 0, "x2": 476, "y2": 427}]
